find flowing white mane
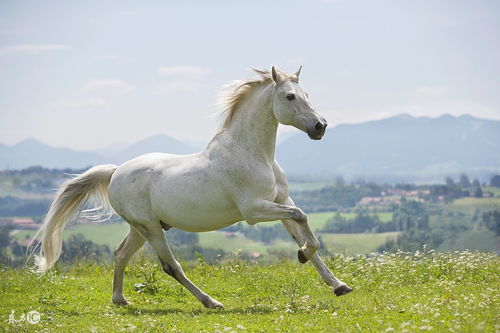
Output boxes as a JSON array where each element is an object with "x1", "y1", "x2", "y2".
[{"x1": 219, "y1": 68, "x2": 296, "y2": 128}]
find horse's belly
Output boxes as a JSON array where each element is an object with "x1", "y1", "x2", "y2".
[
  {"x1": 160, "y1": 206, "x2": 243, "y2": 232},
  {"x1": 150, "y1": 177, "x2": 243, "y2": 232}
]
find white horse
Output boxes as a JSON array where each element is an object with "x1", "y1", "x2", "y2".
[{"x1": 32, "y1": 66, "x2": 352, "y2": 308}]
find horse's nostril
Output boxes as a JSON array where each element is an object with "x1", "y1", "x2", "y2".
[{"x1": 314, "y1": 122, "x2": 324, "y2": 131}]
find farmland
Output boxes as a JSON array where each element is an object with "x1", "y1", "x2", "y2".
[{"x1": 13, "y1": 211, "x2": 397, "y2": 257}]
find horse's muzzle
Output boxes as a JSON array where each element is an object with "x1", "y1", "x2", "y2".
[{"x1": 307, "y1": 121, "x2": 327, "y2": 140}]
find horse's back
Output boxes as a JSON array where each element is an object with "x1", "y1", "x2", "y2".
[
  {"x1": 108, "y1": 153, "x2": 187, "y2": 223},
  {"x1": 108, "y1": 152, "x2": 242, "y2": 231}
]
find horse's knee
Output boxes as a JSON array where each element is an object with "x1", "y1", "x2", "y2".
[
  {"x1": 292, "y1": 208, "x2": 307, "y2": 224},
  {"x1": 310, "y1": 238, "x2": 321, "y2": 251},
  {"x1": 160, "y1": 259, "x2": 183, "y2": 281}
]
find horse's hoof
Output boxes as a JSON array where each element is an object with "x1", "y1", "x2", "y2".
[
  {"x1": 298, "y1": 249, "x2": 308, "y2": 264},
  {"x1": 334, "y1": 284, "x2": 353, "y2": 296},
  {"x1": 112, "y1": 297, "x2": 130, "y2": 306},
  {"x1": 209, "y1": 301, "x2": 225, "y2": 309},
  {"x1": 202, "y1": 297, "x2": 225, "y2": 309}
]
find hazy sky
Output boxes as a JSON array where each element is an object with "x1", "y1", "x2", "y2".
[{"x1": 1, "y1": 0, "x2": 499, "y2": 150}]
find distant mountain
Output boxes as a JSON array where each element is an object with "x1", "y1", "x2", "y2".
[
  {"x1": 0, "y1": 135, "x2": 198, "y2": 169},
  {"x1": 2, "y1": 115, "x2": 499, "y2": 182},
  {"x1": 108, "y1": 134, "x2": 198, "y2": 163},
  {"x1": 276, "y1": 114, "x2": 500, "y2": 182},
  {"x1": 0, "y1": 138, "x2": 105, "y2": 169}
]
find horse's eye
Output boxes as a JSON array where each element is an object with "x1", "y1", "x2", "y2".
[{"x1": 286, "y1": 93, "x2": 296, "y2": 101}]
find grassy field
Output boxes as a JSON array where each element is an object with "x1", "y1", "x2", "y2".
[
  {"x1": 484, "y1": 186, "x2": 500, "y2": 197},
  {"x1": 320, "y1": 232, "x2": 399, "y2": 256},
  {"x1": 1, "y1": 251, "x2": 498, "y2": 332},
  {"x1": 14, "y1": 211, "x2": 396, "y2": 256},
  {"x1": 449, "y1": 197, "x2": 500, "y2": 213},
  {"x1": 14, "y1": 222, "x2": 129, "y2": 250}
]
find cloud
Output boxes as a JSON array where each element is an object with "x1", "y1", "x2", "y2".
[
  {"x1": 151, "y1": 80, "x2": 204, "y2": 95},
  {"x1": 153, "y1": 65, "x2": 210, "y2": 95},
  {"x1": 158, "y1": 66, "x2": 210, "y2": 79},
  {"x1": 52, "y1": 98, "x2": 109, "y2": 109},
  {"x1": 416, "y1": 85, "x2": 448, "y2": 99},
  {"x1": 83, "y1": 79, "x2": 134, "y2": 95},
  {"x1": 93, "y1": 55, "x2": 133, "y2": 65},
  {"x1": 0, "y1": 44, "x2": 67, "y2": 55}
]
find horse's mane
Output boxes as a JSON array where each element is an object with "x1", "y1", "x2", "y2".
[{"x1": 219, "y1": 68, "x2": 295, "y2": 128}]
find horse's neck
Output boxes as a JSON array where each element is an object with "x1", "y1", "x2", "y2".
[{"x1": 223, "y1": 84, "x2": 278, "y2": 162}]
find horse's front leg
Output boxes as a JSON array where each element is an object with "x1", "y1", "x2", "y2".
[
  {"x1": 281, "y1": 218, "x2": 353, "y2": 296},
  {"x1": 240, "y1": 199, "x2": 321, "y2": 261}
]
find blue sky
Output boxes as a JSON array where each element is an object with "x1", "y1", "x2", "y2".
[{"x1": 0, "y1": 0, "x2": 499, "y2": 150}]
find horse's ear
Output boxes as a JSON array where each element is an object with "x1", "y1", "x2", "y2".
[
  {"x1": 292, "y1": 65, "x2": 302, "y2": 82},
  {"x1": 271, "y1": 66, "x2": 283, "y2": 84}
]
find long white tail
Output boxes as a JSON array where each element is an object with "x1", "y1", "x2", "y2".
[{"x1": 31, "y1": 164, "x2": 118, "y2": 273}]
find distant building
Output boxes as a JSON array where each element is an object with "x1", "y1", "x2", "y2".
[
  {"x1": 358, "y1": 197, "x2": 383, "y2": 205},
  {"x1": 1, "y1": 218, "x2": 40, "y2": 229}
]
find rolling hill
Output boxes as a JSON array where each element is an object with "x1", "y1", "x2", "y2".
[
  {"x1": 0, "y1": 135, "x2": 197, "y2": 169},
  {"x1": 1, "y1": 114, "x2": 499, "y2": 181},
  {"x1": 276, "y1": 114, "x2": 500, "y2": 181}
]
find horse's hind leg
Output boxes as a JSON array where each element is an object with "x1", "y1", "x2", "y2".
[
  {"x1": 112, "y1": 226, "x2": 145, "y2": 305},
  {"x1": 146, "y1": 224, "x2": 224, "y2": 309},
  {"x1": 281, "y1": 219, "x2": 353, "y2": 296}
]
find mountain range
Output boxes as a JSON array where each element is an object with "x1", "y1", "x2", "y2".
[
  {"x1": 1, "y1": 114, "x2": 499, "y2": 182},
  {"x1": 276, "y1": 114, "x2": 500, "y2": 182}
]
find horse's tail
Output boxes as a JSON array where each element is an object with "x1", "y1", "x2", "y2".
[{"x1": 30, "y1": 164, "x2": 118, "y2": 273}]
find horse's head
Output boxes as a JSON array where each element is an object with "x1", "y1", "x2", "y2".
[{"x1": 271, "y1": 66, "x2": 327, "y2": 140}]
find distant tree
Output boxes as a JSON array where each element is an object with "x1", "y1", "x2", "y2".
[
  {"x1": 11, "y1": 240, "x2": 26, "y2": 257},
  {"x1": 60, "y1": 234, "x2": 111, "y2": 263},
  {"x1": 472, "y1": 179, "x2": 481, "y2": 188},
  {"x1": 241, "y1": 224, "x2": 291, "y2": 244},
  {"x1": 165, "y1": 229, "x2": 199, "y2": 247},
  {"x1": 459, "y1": 174, "x2": 471, "y2": 188},
  {"x1": 445, "y1": 176, "x2": 455, "y2": 187},
  {"x1": 0, "y1": 196, "x2": 50, "y2": 217},
  {"x1": 430, "y1": 177, "x2": 464, "y2": 202},
  {"x1": 482, "y1": 210, "x2": 500, "y2": 236},
  {"x1": 391, "y1": 199, "x2": 429, "y2": 231},
  {"x1": 0, "y1": 225, "x2": 10, "y2": 249},
  {"x1": 320, "y1": 213, "x2": 347, "y2": 233},
  {"x1": 0, "y1": 225, "x2": 12, "y2": 263},
  {"x1": 490, "y1": 175, "x2": 500, "y2": 188},
  {"x1": 320, "y1": 212, "x2": 387, "y2": 233},
  {"x1": 474, "y1": 186, "x2": 483, "y2": 198}
]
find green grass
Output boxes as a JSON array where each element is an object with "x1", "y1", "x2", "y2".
[
  {"x1": 307, "y1": 211, "x2": 337, "y2": 230},
  {"x1": 439, "y1": 230, "x2": 498, "y2": 252},
  {"x1": 14, "y1": 212, "x2": 395, "y2": 256},
  {"x1": 484, "y1": 186, "x2": 500, "y2": 197},
  {"x1": 1, "y1": 251, "x2": 498, "y2": 332},
  {"x1": 197, "y1": 230, "x2": 395, "y2": 256},
  {"x1": 320, "y1": 232, "x2": 399, "y2": 255},
  {"x1": 449, "y1": 197, "x2": 500, "y2": 214},
  {"x1": 306, "y1": 212, "x2": 393, "y2": 231},
  {"x1": 198, "y1": 231, "x2": 294, "y2": 253},
  {"x1": 14, "y1": 222, "x2": 129, "y2": 250}
]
